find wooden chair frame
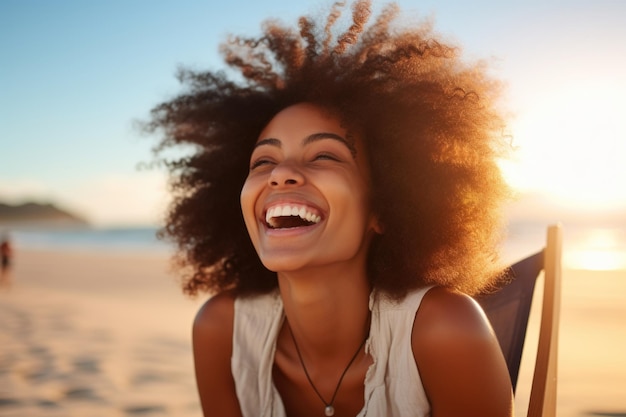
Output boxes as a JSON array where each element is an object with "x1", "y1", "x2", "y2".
[{"x1": 478, "y1": 224, "x2": 562, "y2": 417}]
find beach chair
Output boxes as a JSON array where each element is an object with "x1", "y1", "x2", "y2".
[{"x1": 477, "y1": 224, "x2": 562, "y2": 417}]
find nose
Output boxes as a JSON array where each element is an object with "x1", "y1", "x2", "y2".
[{"x1": 268, "y1": 161, "x2": 304, "y2": 187}]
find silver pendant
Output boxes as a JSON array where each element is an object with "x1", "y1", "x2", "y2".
[{"x1": 324, "y1": 405, "x2": 335, "y2": 416}]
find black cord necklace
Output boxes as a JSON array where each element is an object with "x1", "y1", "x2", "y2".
[{"x1": 287, "y1": 323, "x2": 368, "y2": 417}]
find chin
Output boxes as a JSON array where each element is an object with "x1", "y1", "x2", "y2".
[{"x1": 258, "y1": 256, "x2": 307, "y2": 273}]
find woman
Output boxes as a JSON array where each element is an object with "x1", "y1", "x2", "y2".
[{"x1": 146, "y1": 1, "x2": 513, "y2": 416}]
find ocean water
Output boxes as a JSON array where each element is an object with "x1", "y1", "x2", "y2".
[
  {"x1": 501, "y1": 221, "x2": 626, "y2": 271},
  {"x1": 8, "y1": 226, "x2": 173, "y2": 255},
  {"x1": 5, "y1": 222, "x2": 626, "y2": 270}
]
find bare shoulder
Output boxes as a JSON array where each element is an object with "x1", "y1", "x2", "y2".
[
  {"x1": 413, "y1": 286, "x2": 493, "y2": 343},
  {"x1": 194, "y1": 291, "x2": 237, "y2": 337},
  {"x1": 193, "y1": 291, "x2": 243, "y2": 417},
  {"x1": 412, "y1": 287, "x2": 513, "y2": 417}
]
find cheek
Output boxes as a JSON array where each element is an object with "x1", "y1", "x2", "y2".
[
  {"x1": 240, "y1": 178, "x2": 260, "y2": 236},
  {"x1": 347, "y1": 180, "x2": 377, "y2": 238},
  {"x1": 329, "y1": 176, "x2": 372, "y2": 226}
]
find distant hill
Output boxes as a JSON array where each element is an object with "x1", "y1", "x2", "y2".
[{"x1": 0, "y1": 201, "x2": 89, "y2": 229}]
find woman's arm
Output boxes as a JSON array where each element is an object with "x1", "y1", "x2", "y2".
[
  {"x1": 413, "y1": 287, "x2": 514, "y2": 417},
  {"x1": 193, "y1": 292, "x2": 244, "y2": 417}
]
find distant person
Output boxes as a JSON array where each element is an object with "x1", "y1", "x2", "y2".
[
  {"x1": 1, "y1": 234, "x2": 13, "y2": 287},
  {"x1": 147, "y1": 1, "x2": 513, "y2": 416}
]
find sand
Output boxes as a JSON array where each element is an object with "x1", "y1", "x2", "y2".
[
  {"x1": 0, "y1": 249, "x2": 205, "y2": 417},
  {"x1": 514, "y1": 268, "x2": 626, "y2": 417},
  {"x1": 1, "y1": 249, "x2": 625, "y2": 417}
]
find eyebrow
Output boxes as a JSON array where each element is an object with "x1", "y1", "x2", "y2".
[{"x1": 254, "y1": 132, "x2": 357, "y2": 156}]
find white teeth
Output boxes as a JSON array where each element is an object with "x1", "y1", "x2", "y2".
[{"x1": 264, "y1": 204, "x2": 321, "y2": 227}]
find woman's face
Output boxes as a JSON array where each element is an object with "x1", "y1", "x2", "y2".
[{"x1": 240, "y1": 103, "x2": 379, "y2": 273}]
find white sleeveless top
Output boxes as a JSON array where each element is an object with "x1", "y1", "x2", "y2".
[{"x1": 232, "y1": 287, "x2": 433, "y2": 417}]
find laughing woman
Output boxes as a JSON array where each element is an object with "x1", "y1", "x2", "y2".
[{"x1": 146, "y1": 1, "x2": 513, "y2": 416}]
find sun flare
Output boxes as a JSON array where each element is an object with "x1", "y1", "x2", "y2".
[
  {"x1": 564, "y1": 228, "x2": 626, "y2": 271},
  {"x1": 502, "y1": 82, "x2": 626, "y2": 209}
]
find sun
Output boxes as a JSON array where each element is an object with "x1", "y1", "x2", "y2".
[{"x1": 501, "y1": 81, "x2": 626, "y2": 209}]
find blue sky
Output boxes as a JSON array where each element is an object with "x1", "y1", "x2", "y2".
[{"x1": 1, "y1": 0, "x2": 625, "y2": 226}]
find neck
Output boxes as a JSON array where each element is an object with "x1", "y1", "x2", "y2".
[{"x1": 277, "y1": 262, "x2": 372, "y2": 360}]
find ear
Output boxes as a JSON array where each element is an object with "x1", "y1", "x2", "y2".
[{"x1": 369, "y1": 214, "x2": 384, "y2": 234}]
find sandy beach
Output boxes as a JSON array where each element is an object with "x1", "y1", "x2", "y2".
[
  {"x1": 0, "y1": 249, "x2": 205, "y2": 417},
  {"x1": 1, "y1": 248, "x2": 625, "y2": 417}
]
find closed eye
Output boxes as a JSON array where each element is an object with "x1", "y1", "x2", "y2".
[
  {"x1": 312, "y1": 152, "x2": 341, "y2": 162},
  {"x1": 250, "y1": 158, "x2": 275, "y2": 170}
]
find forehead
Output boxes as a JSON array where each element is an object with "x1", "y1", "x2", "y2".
[{"x1": 258, "y1": 103, "x2": 346, "y2": 140}]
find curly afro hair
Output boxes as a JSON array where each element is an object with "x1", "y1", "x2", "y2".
[{"x1": 145, "y1": 0, "x2": 511, "y2": 299}]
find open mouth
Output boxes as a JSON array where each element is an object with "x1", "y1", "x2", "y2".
[{"x1": 265, "y1": 204, "x2": 322, "y2": 230}]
